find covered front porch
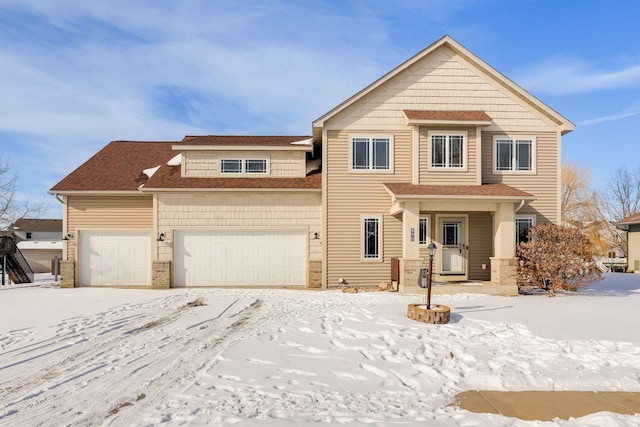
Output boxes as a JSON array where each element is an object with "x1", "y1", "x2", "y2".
[{"x1": 384, "y1": 183, "x2": 535, "y2": 296}]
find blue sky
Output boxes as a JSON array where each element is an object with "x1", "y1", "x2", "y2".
[{"x1": 1, "y1": 0, "x2": 639, "y2": 219}]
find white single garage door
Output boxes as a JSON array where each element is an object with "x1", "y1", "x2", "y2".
[
  {"x1": 174, "y1": 230, "x2": 306, "y2": 287},
  {"x1": 80, "y1": 230, "x2": 151, "y2": 286}
]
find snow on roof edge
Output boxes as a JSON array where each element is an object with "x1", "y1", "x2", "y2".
[
  {"x1": 167, "y1": 153, "x2": 182, "y2": 166},
  {"x1": 290, "y1": 138, "x2": 314, "y2": 146},
  {"x1": 143, "y1": 165, "x2": 161, "y2": 179}
]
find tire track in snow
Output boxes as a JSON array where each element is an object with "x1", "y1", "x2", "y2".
[
  {"x1": 0, "y1": 294, "x2": 256, "y2": 426},
  {"x1": 0, "y1": 295, "x2": 193, "y2": 404}
]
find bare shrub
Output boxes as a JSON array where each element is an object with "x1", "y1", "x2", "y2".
[{"x1": 517, "y1": 224, "x2": 602, "y2": 295}]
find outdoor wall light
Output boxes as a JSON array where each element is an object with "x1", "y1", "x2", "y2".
[
  {"x1": 62, "y1": 233, "x2": 74, "y2": 241},
  {"x1": 157, "y1": 232, "x2": 166, "y2": 242},
  {"x1": 313, "y1": 232, "x2": 320, "y2": 240}
]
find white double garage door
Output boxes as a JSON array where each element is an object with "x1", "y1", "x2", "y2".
[{"x1": 80, "y1": 229, "x2": 307, "y2": 287}]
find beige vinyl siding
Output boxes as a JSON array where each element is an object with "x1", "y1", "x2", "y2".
[
  {"x1": 156, "y1": 192, "x2": 321, "y2": 262},
  {"x1": 183, "y1": 150, "x2": 306, "y2": 178},
  {"x1": 628, "y1": 226, "x2": 640, "y2": 272},
  {"x1": 468, "y1": 212, "x2": 492, "y2": 280},
  {"x1": 326, "y1": 130, "x2": 411, "y2": 287},
  {"x1": 66, "y1": 195, "x2": 153, "y2": 262},
  {"x1": 482, "y1": 131, "x2": 559, "y2": 224},
  {"x1": 419, "y1": 127, "x2": 478, "y2": 185},
  {"x1": 327, "y1": 47, "x2": 551, "y2": 131}
]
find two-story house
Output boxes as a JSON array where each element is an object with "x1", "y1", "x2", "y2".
[
  {"x1": 9, "y1": 218, "x2": 62, "y2": 273},
  {"x1": 49, "y1": 36, "x2": 574, "y2": 293}
]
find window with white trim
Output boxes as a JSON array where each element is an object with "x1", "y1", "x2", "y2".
[
  {"x1": 363, "y1": 216, "x2": 382, "y2": 260},
  {"x1": 419, "y1": 217, "x2": 429, "y2": 245},
  {"x1": 245, "y1": 159, "x2": 267, "y2": 174},
  {"x1": 430, "y1": 133, "x2": 465, "y2": 169},
  {"x1": 221, "y1": 159, "x2": 242, "y2": 174},
  {"x1": 351, "y1": 137, "x2": 391, "y2": 171},
  {"x1": 221, "y1": 159, "x2": 268, "y2": 174},
  {"x1": 494, "y1": 137, "x2": 534, "y2": 172},
  {"x1": 516, "y1": 215, "x2": 536, "y2": 245}
]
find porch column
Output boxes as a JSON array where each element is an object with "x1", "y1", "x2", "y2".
[
  {"x1": 494, "y1": 202, "x2": 516, "y2": 258},
  {"x1": 402, "y1": 201, "x2": 420, "y2": 259},
  {"x1": 490, "y1": 202, "x2": 517, "y2": 288}
]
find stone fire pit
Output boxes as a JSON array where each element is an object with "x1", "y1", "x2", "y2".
[{"x1": 407, "y1": 303, "x2": 450, "y2": 324}]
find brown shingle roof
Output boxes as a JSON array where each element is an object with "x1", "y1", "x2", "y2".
[
  {"x1": 50, "y1": 139, "x2": 321, "y2": 193},
  {"x1": 50, "y1": 141, "x2": 176, "y2": 192},
  {"x1": 617, "y1": 212, "x2": 640, "y2": 225},
  {"x1": 10, "y1": 218, "x2": 62, "y2": 232},
  {"x1": 180, "y1": 135, "x2": 312, "y2": 146},
  {"x1": 144, "y1": 167, "x2": 320, "y2": 190},
  {"x1": 384, "y1": 183, "x2": 534, "y2": 198},
  {"x1": 404, "y1": 110, "x2": 492, "y2": 121}
]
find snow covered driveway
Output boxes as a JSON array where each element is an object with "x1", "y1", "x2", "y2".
[
  {"x1": 1, "y1": 274, "x2": 640, "y2": 426},
  {"x1": 0, "y1": 286, "x2": 260, "y2": 426}
]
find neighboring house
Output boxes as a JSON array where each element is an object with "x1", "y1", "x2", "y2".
[
  {"x1": 49, "y1": 35, "x2": 574, "y2": 294},
  {"x1": 9, "y1": 218, "x2": 62, "y2": 273},
  {"x1": 616, "y1": 213, "x2": 640, "y2": 273}
]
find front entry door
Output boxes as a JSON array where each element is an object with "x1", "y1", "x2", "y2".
[{"x1": 441, "y1": 219, "x2": 465, "y2": 275}]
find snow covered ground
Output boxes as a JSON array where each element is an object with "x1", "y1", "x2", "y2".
[{"x1": 1, "y1": 274, "x2": 640, "y2": 426}]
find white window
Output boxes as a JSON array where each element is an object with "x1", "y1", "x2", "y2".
[
  {"x1": 430, "y1": 132, "x2": 466, "y2": 169},
  {"x1": 221, "y1": 159, "x2": 242, "y2": 174},
  {"x1": 221, "y1": 158, "x2": 268, "y2": 174},
  {"x1": 351, "y1": 136, "x2": 392, "y2": 171},
  {"x1": 419, "y1": 217, "x2": 429, "y2": 245},
  {"x1": 245, "y1": 159, "x2": 267, "y2": 174},
  {"x1": 494, "y1": 137, "x2": 535, "y2": 173},
  {"x1": 362, "y1": 215, "x2": 382, "y2": 260},
  {"x1": 516, "y1": 215, "x2": 536, "y2": 245}
]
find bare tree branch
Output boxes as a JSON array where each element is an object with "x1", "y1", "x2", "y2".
[{"x1": 0, "y1": 154, "x2": 48, "y2": 229}]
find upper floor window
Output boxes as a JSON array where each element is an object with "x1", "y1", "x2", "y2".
[
  {"x1": 494, "y1": 137, "x2": 535, "y2": 173},
  {"x1": 430, "y1": 132, "x2": 465, "y2": 169},
  {"x1": 245, "y1": 159, "x2": 267, "y2": 174},
  {"x1": 221, "y1": 159, "x2": 268, "y2": 174},
  {"x1": 221, "y1": 159, "x2": 242, "y2": 174},
  {"x1": 351, "y1": 136, "x2": 392, "y2": 171}
]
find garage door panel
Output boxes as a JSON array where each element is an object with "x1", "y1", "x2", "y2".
[
  {"x1": 175, "y1": 230, "x2": 306, "y2": 287},
  {"x1": 81, "y1": 231, "x2": 151, "y2": 286}
]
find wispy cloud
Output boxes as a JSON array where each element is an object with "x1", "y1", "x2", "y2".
[
  {"x1": 514, "y1": 55, "x2": 640, "y2": 96},
  {"x1": 577, "y1": 107, "x2": 640, "y2": 127}
]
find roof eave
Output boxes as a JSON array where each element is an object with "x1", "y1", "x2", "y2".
[
  {"x1": 405, "y1": 118, "x2": 493, "y2": 127},
  {"x1": 139, "y1": 187, "x2": 321, "y2": 193},
  {"x1": 391, "y1": 194, "x2": 537, "y2": 202},
  {"x1": 48, "y1": 190, "x2": 146, "y2": 195},
  {"x1": 173, "y1": 144, "x2": 313, "y2": 152}
]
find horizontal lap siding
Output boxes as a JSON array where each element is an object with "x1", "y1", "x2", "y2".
[
  {"x1": 326, "y1": 130, "x2": 411, "y2": 287},
  {"x1": 482, "y1": 131, "x2": 559, "y2": 224},
  {"x1": 157, "y1": 192, "x2": 321, "y2": 262},
  {"x1": 66, "y1": 196, "x2": 153, "y2": 262}
]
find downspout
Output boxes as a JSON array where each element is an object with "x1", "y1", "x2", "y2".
[
  {"x1": 53, "y1": 193, "x2": 64, "y2": 204},
  {"x1": 515, "y1": 199, "x2": 525, "y2": 213}
]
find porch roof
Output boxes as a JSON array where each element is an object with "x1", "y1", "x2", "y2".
[{"x1": 383, "y1": 183, "x2": 535, "y2": 201}]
